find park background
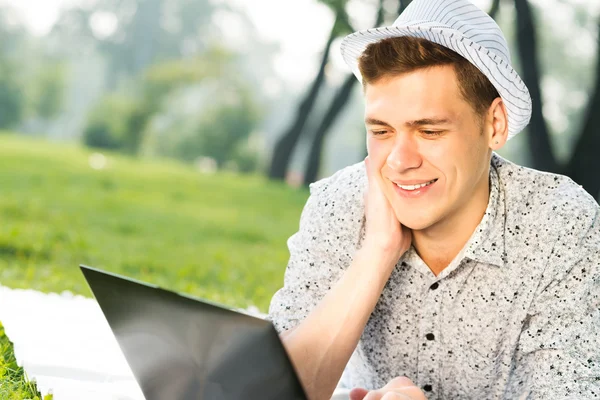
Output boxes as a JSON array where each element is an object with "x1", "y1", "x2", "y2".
[{"x1": 0, "y1": 0, "x2": 599, "y2": 397}]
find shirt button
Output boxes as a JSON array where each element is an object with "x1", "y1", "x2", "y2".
[
  {"x1": 423, "y1": 384, "x2": 433, "y2": 392},
  {"x1": 426, "y1": 333, "x2": 435, "y2": 340},
  {"x1": 430, "y1": 282, "x2": 439, "y2": 290}
]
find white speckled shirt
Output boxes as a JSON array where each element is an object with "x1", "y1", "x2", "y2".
[{"x1": 268, "y1": 154, "x2": 600, "y2": 399}]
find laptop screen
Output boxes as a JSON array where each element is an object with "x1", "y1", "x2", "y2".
[{"x1": 80, "y1": 265, "x2": 307, "y2": 400}]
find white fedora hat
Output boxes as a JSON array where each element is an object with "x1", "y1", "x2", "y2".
[{"x1": 340, "y1": 0, "x2": 532, "y2": 139}]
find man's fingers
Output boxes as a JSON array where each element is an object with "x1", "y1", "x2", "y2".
[
  {"x1": 381, "y1": 392, "x2": 414, "y2": 400},
  {"x1": 364, "y1": 156, "x2": 375, "y2": 200},
  {"x1": 364, "y1": 156, "x2": 376, "y2": 185},
  {"x1": 362, "y1": 388, "x2": 425, "y2": 400},
  {"x1": 383, "y1": 376, "x2": 416, "y2": 389},
  {"x1": 349, "y1": 387, "x2": 369, "y2": 400},
  {"x1": 397, "y1": 387, "x2": 428, "y2": 400},
  {"x1": 364, "y1": 156, "x2": 386, "y2": 201},
  {"x1": 363, "y1": 390, "x2": 381, "y2": 400},
  {"x1": 363, "y1": 390, "x2": 408, "y2": 400},
  {"x1": 383, "y1": 377, "x2": 428, "y2": 400},
  {"x1": 365, "y1": 156, "x2": 385, "y2": 183}
]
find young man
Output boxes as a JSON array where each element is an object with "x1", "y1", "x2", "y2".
[{"x1": 268, "y1": 0, "x2": 600, "y2": 399}]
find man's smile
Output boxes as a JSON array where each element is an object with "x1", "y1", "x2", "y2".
[{"x1": 392, "y1": 178, "x2": 438, "y2": 191}]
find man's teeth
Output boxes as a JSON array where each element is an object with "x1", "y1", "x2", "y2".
[{"x1": 396, "y1": 179, "x2": 436, "y2": 191}]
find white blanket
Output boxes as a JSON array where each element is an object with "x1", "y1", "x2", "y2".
[
  {"x1": 0, "y1": 286, "x2": 145, "y2": 399},
  {"x1": 0, "y1": 286, "x2": 350, "y2": 399}
]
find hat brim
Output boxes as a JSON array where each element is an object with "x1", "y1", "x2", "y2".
[{"x1": 340, "y1": 25, "x2": 532, "y2": 139}]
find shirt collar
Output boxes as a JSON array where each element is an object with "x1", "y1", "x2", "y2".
[{"x1": 462, "y1": 154, "x2": 507, "y2": 268}]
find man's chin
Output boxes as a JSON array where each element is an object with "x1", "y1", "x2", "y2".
[
  {"x1": 396, "y1": 213, "x2": 438, "y2": 231},
  {"x1": 400, "y1": 221, "x2": 431, "y2": 231}
]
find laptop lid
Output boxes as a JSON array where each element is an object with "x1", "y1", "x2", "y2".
[{"x1": 80, "y1": 265, "x2": 307, "y2": 400}]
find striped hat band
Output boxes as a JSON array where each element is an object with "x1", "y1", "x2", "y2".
[{"x1": 340, "y1": 0, "x2": 532, "y2": 139}]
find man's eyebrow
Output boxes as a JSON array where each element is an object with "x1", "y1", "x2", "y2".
[
  {"x1": 364, "y1": 117, "x2": 453, "y2": 127},
  {"x1": 405, "y1": 118, "x2": 452, "y2": 127},
  {"x1": 364, "y1": 118, "x2": 393, "y2": 127}
]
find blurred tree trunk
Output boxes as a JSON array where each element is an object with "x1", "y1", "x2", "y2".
[
  {"x1": 101, "y1": 0, "x2": 163, "y2": 89},
  {"x1": 514, "y1": 0, "x2": 559, "y2": 173},
  {"x1": 303, "y1": 75, "x2": 356, "y2": 184},
  {"x1": 398, "y1": 0, "x2": 413, "y2": 15},
  {"x1": 515, "y1": 1, "x2": 600, "y2": 200},
  {"x1": 267, "y1": 20, "x2": 338, "y2": 180},
  {"x1": 130, "y1": 0, "x2": 163, "y2": 75},
  {"x1": 302, "y1": 1, "x2": 385, "y2": 185},
  {"x1": 566, "y1": 17, "x2": 600, "y2": 199},
  {"x1": 488, "y1": 0, "x2": 500, "y2": 19}
]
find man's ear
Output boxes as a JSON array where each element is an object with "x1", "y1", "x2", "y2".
[{"x1": 486, "y1": 97, "x2": 509, "y2": 150}]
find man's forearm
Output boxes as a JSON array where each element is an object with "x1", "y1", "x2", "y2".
[{"x1": 280, "y1": 246, "x2": 399, "y2": 400}]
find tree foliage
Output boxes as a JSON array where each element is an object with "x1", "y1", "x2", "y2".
[
  {"x1": 0, "y1": 62, "x2": 24, "y2": 129},
  {"x1": 82, "y1": 46, "x2": 262, "y2": 171},
  {"x1": 29, "y1": 62, "x2": 67, "y2": 120},
  {"x1": 0, "y1": 9, "x2": 26, "y2": 129},
  {"x1": 93, "y1": 0, "x2": 216, "y2": 87},
  {"x1": 140, "y1": 78, "x2": 261, "y2": 169},
  {"x1": 82, "y1": 94, "x2": 139, "y2": 151},
  {"x1": 0, "y1": 7, "x2": 68, "y2": 130}
]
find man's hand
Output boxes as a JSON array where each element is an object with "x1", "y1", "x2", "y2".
[
  {"x1": 276, "y1": 156, "x2": 414, "y2": 400},
  {"x1": 349, "y1": 377, "x2": 428, "y2": 400},
  {"x1": 363, "y1": 156, "x2": 412, "y2": 263}
]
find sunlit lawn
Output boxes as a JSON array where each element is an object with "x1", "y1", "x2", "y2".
[
  {"x1": 0, "y1": 133, "x2": 309, "y2": 398},
  {"x1": 0, "y1": 322, "x2": 52, "y2": 400}
]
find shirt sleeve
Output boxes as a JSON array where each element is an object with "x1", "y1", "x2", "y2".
[
  {"x1": 507, "y1": 209, "x2": 600, "y2": 399},
  {"x1": 267, "y1": 167, "x2": 365, "y2": 334}
]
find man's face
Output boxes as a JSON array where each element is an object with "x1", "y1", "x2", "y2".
[{"x1": 364, "y1": 65, "x2": 493, "y2": 232}]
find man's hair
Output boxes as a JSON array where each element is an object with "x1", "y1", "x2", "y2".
[{"x1": 358, "y1": 36, "x2": 500, "y2": 118}]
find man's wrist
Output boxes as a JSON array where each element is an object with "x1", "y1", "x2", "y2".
[{"x1": 355, "y1": 243, "x2": 404, "y2": 273}]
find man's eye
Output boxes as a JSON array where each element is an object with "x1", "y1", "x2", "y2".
[
  {"x1": 371, "y1": 130, "x2": 388, "y2": 136},
  {"x1": 422, "y1": 130, "x2": 443, "y2": 136}
]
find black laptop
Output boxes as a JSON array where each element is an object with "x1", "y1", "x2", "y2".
[{"x1": 80, "y1": 265, "x2": 307, "y2": 400}]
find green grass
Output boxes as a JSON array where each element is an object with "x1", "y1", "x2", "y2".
[
  {"x1": 0, "y1": 322, "x2": 52, "y2": 400},
  {"x1": 0, "y1": 133, "x2": 309, "y2": 398},
  {"x1": 0, "y1": 133, "x2": 308, "y2": 310}
]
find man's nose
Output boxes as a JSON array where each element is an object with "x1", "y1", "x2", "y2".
[{"x1": 386, "y1": 133, "x2": 422, "y2": 171}]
